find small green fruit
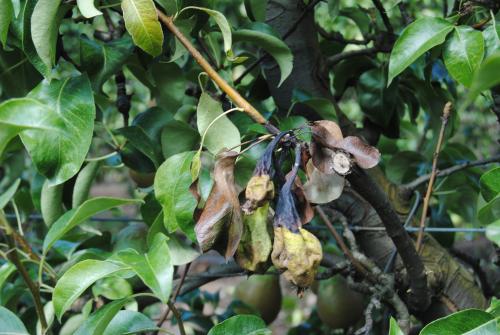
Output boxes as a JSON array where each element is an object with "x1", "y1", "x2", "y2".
[
  {"x1": 317, "y1": 275, "x2": 365, "y2": 329},
  {"x1": 234, "y1": 274, "x2": 282, "y2": 324}
]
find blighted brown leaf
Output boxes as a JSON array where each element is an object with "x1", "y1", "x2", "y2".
[
  {"x1": 194, "y1": 150, "x2": 243, "y2": 259},
  {"x1": 286, "y1": 170, "x2": 314, "y2": 224},
  {"x1": 311, "y1": 120, "x2": 344, "y2": 148},
  {"x1": 337, "y1": 136, "x2": 380, "y2": 169},
  {"x1": 310, "y1": 141, "x2": 336, "y2": 174},
  {"x1": 303, "y1": 160, "x2": 345, "y2": 204}
]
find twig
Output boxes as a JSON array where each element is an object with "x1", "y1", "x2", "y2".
[
  {"x1": 0, "y1": 212, "x2": 48, "y2": 333},
  {"x1": 371, "y1": 0, "x2": 394, "y2": 33},
  {"x1": 316, "y1": 207, "x2": 373, "y2": 280},
  {"x1": 157, "y1": 10, "x2": 277, "y2": 133},
  {"x1": 156, "y1": 263, "x2": 191, "y2": 329},
  {"x1": 326, "y1": 47, "x2": 379, "y2": 67},
  {"x1": 398, "y1": 1, "x2": 413, "y2": 25},
  {"x1": 233, "y1": 0, "x2": 321, "y2": 85},
  {"x1": 416, "y1": 102, "x2": 452, "y2": 252},
  {"x1": 402, "y1": 154, "x2": 500, "y2": 193},
  {"x1": 167, "y1": 301, "x2": 186, "y2": 335},
  {"x1": 115, "y1": 71, "x2": 131, "y2": 126}
]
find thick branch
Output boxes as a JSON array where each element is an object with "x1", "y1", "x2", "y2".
[{"x1": 347, "y1": 169, "x2": 431, "y2": 312}]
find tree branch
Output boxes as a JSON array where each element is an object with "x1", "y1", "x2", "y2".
[
  {"x1": 402, "y1": 154, "x2": 500, "y2": 194},
  {"x1": 156, "y1": 10, "x2": 276, "y2": 132},
  {"x1": 326, "y1": 47, "x2": 379, "y2": 67},
  {"x1": 371, "y1": 0, "x2": 394, "y2": 33},
  {"x1": 346, "y1": 169, "x2": 431, "y2": 312},
  {"x1": 416, "y1": 102, "x2": 452, "y2": 252}
]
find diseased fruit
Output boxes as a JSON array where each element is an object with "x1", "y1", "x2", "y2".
[
  {"x1": 234, "y1": 274, "x2": 282, "y2": 324},
  {"x1": 316, "y1": 275, "x2": 365, "y2": 329}
]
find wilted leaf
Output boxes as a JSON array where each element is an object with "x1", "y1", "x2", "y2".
[
  {"x1": 195, "y1": 150, "x2": 243, "y2": 259},
  {"x1": 122, "y1": 0, "x2": 163, "y2": 56},
  {"x1": 303, "y1": 162, "x2": 344, "y2": 204},
  {"x1": 197, "y1": 92, "x2": 241, "y2": 155},
  {"x1": 388, "y1": 17, "x2": 454, "y2": 84},
  {"x1": 337, "y1": 136, "x2": 380, "y2": 169},
  {"x1": 443, "y1": 26, "x2": 484, "y2": 87},
  {"x1": 311, "y1": 120, "x2": 344, "y2": 148}
]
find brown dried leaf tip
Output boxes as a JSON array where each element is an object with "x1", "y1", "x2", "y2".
[
  {"x1": 310, "y1": 120, "x2": 381, "y2": 174},
  {"x1": 242, "y1": 131, "x2": 290, "y2": 214},
  {"x1": 194, "y1": 150, "x2": 242, "y2": 260}
]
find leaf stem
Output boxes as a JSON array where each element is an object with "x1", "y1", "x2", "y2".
[{"x1": 416, "y1": 102, "x2": 452, "y2": 252}]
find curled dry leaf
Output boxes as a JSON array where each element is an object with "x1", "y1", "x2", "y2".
[
  {"x1": 336, "y1": 136, "x2": 380, "y2": 169},
  {"x1": 194, "y1": 150, "x2": 243, "y2": 259},
  {"x1": 303, "y1": 160, "x2": 345, "y2": 204},
  {"x1": 311, "y1": 120, "x2": 344, "y2": 147}
]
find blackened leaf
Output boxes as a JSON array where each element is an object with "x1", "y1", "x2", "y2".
[
  {"x1": 195, "y1": 150, "x2": 242, "y2": 259},
  {"x1": 337, "y1": 136, "x2": 380, "y2": 169}
]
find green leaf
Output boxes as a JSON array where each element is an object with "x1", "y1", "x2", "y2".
[
  {"x1": 92, "y1": 276, "x2": 133, "y2": 300},
  {"x1": 478, "y1": 194, "x2": 500, "y2": 225},
  {"x1": 388, "y1": 317, "x2": 404, "y2": 335},
  {"x1": 466, "y1": 52, "x2": 500, "y2": 104},
  {"x1": 154, "y1": 151, "x2": 197, "y2": 239},
  {"x1": 72, "y1": 161, "x2": 101, "y2": 208},
  {"x1": 388, "y1": 17, "x2": 454, "y2": 84},
  {"x1": 154, "y1": 0, "x2": 179, "y2": 15},
  {"x1": 122, "y1": 0, "x2": 164, "y2": 57},
  {"x1": 487, "y1": 297, "x2": 500, "y2": 318},
  {"x1": 0, "y1": 178, "x2": 20, "y2": 209},
  {"x1": 0, "y1": 305, "x2": 29, "y2": 335},
  {"x1": 53, "y1": 260, "x2": 127, "y2": 319},
  {"x1": 103, "y1": 311, "x2": 157, "y2": 335},
  {"x1": 74, "y1": 298, "x2": 131, "y2": 335},
  {"x1": 30, "y1": 0, "x2": 62, "y2": 69},
  {"x1": 483, "y1": 22, "x2": 500, "y2": 57},
  {"x1": 79, "y1": 35, "x2": 135, "y2": 90},
  {"x1": 184, "y1": 6, "x2": 232, "y2": 55},
  {"x1": 161, "y1": 120, "x2": 200, "y2": 158},
  {"x1": 244, "y1": 0, "x2": 267, "y2": 21},
  {"x1": 290, "y1": 90, "x2": 336, "y2": 120},
  {"x1": 197, "y1": 92, "x2": 241, "y2": 155},
  {"x1": 76, "y1": 0, "x2": 102, "y2": 18},
  {"x1": 117, "y1": 234, "x2": 173, "y2": 303},
  {"x1": 0, "y1": 262, "x2": 16, "y2": 292},
  {"x1": 207, "y1": 315, "x2": 270, "y2": 335},
  {"x1": 233, "y1": 23, "x2": 293, "y2": 86},
  {"x1": 486, "y1": 219, "x2": 500, "y2": 247},
  {"x1": 0, "y1": 0, "x2": 14, "y2": 48},
  {"x1": 151, "y1": 62, "x2": 187, "y2": 114},
  {"x1": 115, "y1": 126, "x2": 163, "y2": 168},
  {"x1": 43, "y1": 197, "x2": 143, "y2": 253},
  {"x1": 443, "y1": 26, "x2": 484, "y2": 87},
  {"x1": 0, "y1": 76, "x2": 96, "y2": 185},
  {"x1": 419, "y1": 309, "x2": 495, "y2": 335},
  {"x1": 480, "y1": 167, "x2": 500, "y2": 202},
  {"x1": 167, "y1": 235, "x2": 200, "y2": 265}
]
